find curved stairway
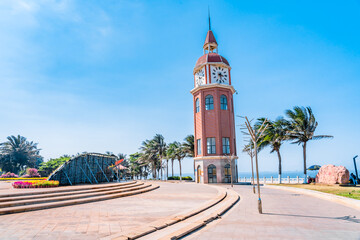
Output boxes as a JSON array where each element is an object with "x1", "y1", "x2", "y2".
[{"x1": 0, "y1": 181, "x2": 159, "y2": 215}]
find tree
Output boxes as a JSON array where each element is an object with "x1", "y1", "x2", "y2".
[
  {"x1": 139, "y1": 139, "x2": 159, "y2": 179},
  {"x1": 255, "y1": 117, "x2": 288, "y2": 183},
  {"x1": 166, "y1": 142, "x2": 177, "y2": 177},
  {"x1": 285, "y1": 106, "x2": 333, "y2": 183},
  {"x1": 117, "y1": 153, "x2": 127, "y2": 160},
  {"x1": 152, "y1": 134, "x2": 167, "y2": 180},
  {"x1": 39, "y1": 156, "x2": 71, "y2": 174},
  {"x1": 182, "y1": 135, "x2": 194, "y2": 180},
  {"x1": 173, "y1": 142, "x2": 186, "y2": 181},
  {"x1": 0, "y1": 135, "x2": 41, "y2": 174}
]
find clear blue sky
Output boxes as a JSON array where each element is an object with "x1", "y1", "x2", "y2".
[{"x1": 1, "y1": 1, "x2": 359, "y2": 174}]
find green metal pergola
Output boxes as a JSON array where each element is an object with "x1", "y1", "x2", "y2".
[{"x1": 48, "y1": 153, "x2": 117, "y2": 185}]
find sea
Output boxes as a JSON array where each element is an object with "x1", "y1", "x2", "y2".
[{"x1": 173, "y1": 171, "x2": 321, "y2": 180}]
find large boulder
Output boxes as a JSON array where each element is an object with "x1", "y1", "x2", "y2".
[{"x1": 315, "y1": 164, "x2": 349, "y2": 184}]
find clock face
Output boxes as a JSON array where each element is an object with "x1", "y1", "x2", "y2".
[
  {"x1": 195, "y1": 67, "x2": 205, "y2": 87},
  {"x1": 211, "y1": 66, "x2": 229, "y2": 84}
]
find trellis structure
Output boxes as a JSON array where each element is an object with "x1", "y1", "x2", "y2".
[{"x1": 48, "y1": 153, "x2": 117, "y2": 186}]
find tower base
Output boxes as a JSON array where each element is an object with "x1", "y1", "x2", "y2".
[{"x1": 194, "y1": 156, "x2": 238, "y2": 184}]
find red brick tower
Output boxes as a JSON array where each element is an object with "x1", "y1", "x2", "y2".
[{"x1": 191, "y1": 28, "x2": 238, "y2": 184}]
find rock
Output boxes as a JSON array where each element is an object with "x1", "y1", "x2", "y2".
[{"x1": 315, "y1": 164, "x2": 349, "y2": 184}]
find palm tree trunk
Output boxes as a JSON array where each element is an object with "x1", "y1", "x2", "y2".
[
  {"x1": 166, "y1": 160, "x2": 169, "y2": 181},
  {"x1": 171, "y1": 159, "x2": 174, "y2": 177},
  {"x1": 160, "y1": 163, "x2": 163, "y2": 181},
  {"x1": 152, "y1": 162, "x2": 157, "y2": 179},
  {"x1": 303, "y1": 141, "x2": 307, "y2": 183},
  {"x1": 276, "y1": 149, "x2": 282, "y2": 184},
  {"x1": 178, "y1": 158, "x2": 182, "y2": 181}
]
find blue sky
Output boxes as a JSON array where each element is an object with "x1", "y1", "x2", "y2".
[{"x1": 1, "y1": 0, "x2": 359, "y2": 175}]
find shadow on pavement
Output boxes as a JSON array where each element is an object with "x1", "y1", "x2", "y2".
[{"x1": 263, "y1": 213, "x2": 360, "y2": 223}]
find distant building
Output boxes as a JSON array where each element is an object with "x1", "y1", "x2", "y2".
[{"x1": 192, "y1": 26, "x2": 238, "y2": 184}]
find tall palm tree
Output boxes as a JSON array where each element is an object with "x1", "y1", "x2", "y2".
[
  {"x1": 182, "y1": 135, "x2": 194, "y2": 180},
  {"x1": 285, "y1": 106, "x2": 333, "y2": 183},
  {"x1": 174, "y1": 142, "x2": 186, "y2": 181},
  {"x1": 152, "y1": 134, "x2": 167, "y2": 180},
  {"x1": 0, "y1": 135, "x2": 41, "y2": 173},
  {"x1": 255, "y1": 117, "x2": 288, "y2": 183},
  {"x1": 166, "y1": 142, "x2": 177, "y2": 177},
  {"x1": 139, "y1": 139, "x2": 159, "y2": 179}
]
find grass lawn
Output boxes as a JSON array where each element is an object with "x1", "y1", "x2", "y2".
[{"x1": 278, "y1": 184, "x2": 360, "y2": 200}]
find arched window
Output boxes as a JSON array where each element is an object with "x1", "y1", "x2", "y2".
[
  {"x1": 195, "y1": 98, "x2": 200, "y2": 113},
  {"x1": 224, "y1": 164, "x2": 231, "y2": 183},
  {"x1": 205, "y1": 95, "x2": 214, "y2": 110},
  {"x1": 208, "y1": 164, "x2": 217, "y2": 183},
  {"x1": 220, "y1": 95, "x2": 228, "y2": 110}
]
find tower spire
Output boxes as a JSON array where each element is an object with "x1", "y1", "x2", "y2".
[{"x1": 208, "y1": 7, "x2": 211, "y2": 30}]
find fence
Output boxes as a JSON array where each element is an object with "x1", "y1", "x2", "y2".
[
  {"x1": 48, "y1": 153, "x2": 117, "y2": 185},
  {"x1": 238, "y1": 176, "x2": 305, "y2": 184}
]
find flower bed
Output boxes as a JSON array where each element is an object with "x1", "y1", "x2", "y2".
[
  {"x1": 0, "y1": 177, "x2": 46, "y2": 181},
  {"x1": 12, "y1": 180, "x2": 59, "y2": 188},
  {"x1": 0, "y1": 172, "x2": 19, "y2": 178}
]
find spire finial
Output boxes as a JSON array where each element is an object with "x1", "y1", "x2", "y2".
[{"x1": 208, "y1": 6, "x2": 211, "y2": 30}]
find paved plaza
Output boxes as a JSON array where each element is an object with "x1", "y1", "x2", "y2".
[
  {"x1": 0, "y1": 181, "x2": 217, "y2": 240},
  {"x1": 188, "y1": 185, "x2": 360, "y2": 240},
  {"x1": 0, "y1": 181, "x2": 359, "y2": 239}
]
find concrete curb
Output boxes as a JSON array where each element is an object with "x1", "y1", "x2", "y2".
[
  {"x1": 106, "y1": 185, "x2": 239, "y2": 240},
  {"x1": 265, "y1": 185, "x2": 360, "y2": 211}
]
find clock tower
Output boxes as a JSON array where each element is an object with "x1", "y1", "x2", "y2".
[{"x1": 191, "y1": 27, "x2": 238, "y2": 184}]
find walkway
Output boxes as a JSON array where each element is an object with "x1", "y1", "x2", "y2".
[
  {"x1": 0, "y1": 181, "x2": 217, "y2": 240},
  {"x1": 187, "y1": 185, "x2": 360, "y2": 240}
]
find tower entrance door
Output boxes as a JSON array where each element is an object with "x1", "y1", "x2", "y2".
[
  {"x1": 224, "y1": 164, "x2": 231, "y2": 183},
  {"x1": 208, "y1": 164, "x2": 217, "y2": 183}
]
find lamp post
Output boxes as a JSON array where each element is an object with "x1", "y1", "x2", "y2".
[{"x1": 354, "y1": 155, "x2": 359, "y2": 184}]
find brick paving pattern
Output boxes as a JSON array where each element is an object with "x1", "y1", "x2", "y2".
[
  {"x1": 0, "y1": 181, "x2": 217, "y2": 240},
  {"x1": 188, "y1": 185, "x2": 360, "y2": 240}
]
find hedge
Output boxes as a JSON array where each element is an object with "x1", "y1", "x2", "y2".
[{"x1": 168, "y1": 176, "x2": 193, "y2": 180}]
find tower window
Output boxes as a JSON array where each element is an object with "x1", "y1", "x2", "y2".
[
  {"x1": 197, "y1": 139, "x2": 201, "y2": 155},
  {"x1": 195, "y1": 98, "x2": 200, "y2": 113},
  {"x1": 207, "y1": 137, "x2": 216, "y2": 154},
  {"x1": 205, "y1": 95, "x2": 214, "y2": 110},
  {"x1": 222, "y1": 137, "x2": 230, "y2": 154},
  {"x1": 220, "y1": 95, "x2": 228, "y2": 110}
]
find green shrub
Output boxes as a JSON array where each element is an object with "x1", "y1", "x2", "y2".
[{"x1": 167, "y1": 176, "x2": 192, "y2": 180}]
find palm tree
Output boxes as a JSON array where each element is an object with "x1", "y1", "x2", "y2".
[
  {"x1": 117, "y1": 153, "x2": 127, "y2": 160},
  {"x1": 174, "y1": 142, "x2": 186, "y2": 181},
  {"x1": 139, "y1": 139, "x2": 159, "y2": 179},
  {"x1": 0, "y1": 135, "x2": 41, "y2": 173},
  {"x1": 166, "y1": 142, "x2": 177, "y2": 177},
  {"x1": 152, "y1": 134, "x2": 167, "y2": 180},
  {"x1": 182, "y1": 135, "x2": 194, "y2": 180},
  {"x1": 256, "y1": 117, "x2": 288, "y2": 183},
  {"x1": 285, "y1": 106, "x2": 333, "y2": 183}
]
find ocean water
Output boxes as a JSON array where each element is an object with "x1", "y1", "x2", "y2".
[{"x1": 174, "y1": 171, "x2": 318, "y2": 180}]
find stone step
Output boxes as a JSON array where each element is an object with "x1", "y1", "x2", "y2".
[
  {"x1": 0, "y1": 182, "x2": 147, "y2": 208},
  {"x1": 0, "y1": 183, "x2": 159, "y2": 215},
  {"x1": 0, "y1": 181, "x2": 141, "y2": 203},
  {"x1": 0, "y1": 181, "x2": 137, "y2": 198}
]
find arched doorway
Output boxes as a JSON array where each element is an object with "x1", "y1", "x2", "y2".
[
  {"x1": 197, "y1": 166, "x2": 201, "y2": 183},
  {"x1": 224, "y1": 164, "x2": 231, "y2": 183},
  {"x1": 208, "y1": 164, "x2": 217, "y2": 183}
]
